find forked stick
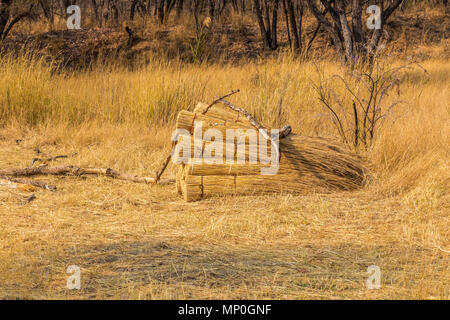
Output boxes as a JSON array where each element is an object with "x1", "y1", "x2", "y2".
[
  {"x1": 154, "y1": 141, "x2": 176, "y2": 183},
  {"x1": 0, "y1": 175, "x2": 57, "y2": 191},
  {"x1": 0, "y1": 166, "x2": 174, "y2": 185},
  {"x1": 218, "y1": 99, "x2": 292, "y2": 139},
  {"x1": 201, "y1": 89, "x2": 240, "y2": 115},
  {"x1": 218, "y1": 99, "x2": 292, "y2": 162}
]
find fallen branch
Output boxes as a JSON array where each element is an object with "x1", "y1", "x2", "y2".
[
  {"x1": 31, "y1": 155, "x2": 68, "y2": 166},
  {"x1": 0, "y1": 178, "x2": 35, "y2": 191},
  {"x1": 20, "y1": 194, "x2": 36, "y2": 205},
  {"x1": 0, "y1": 166, "x2": 174, "y2": 185},
  {"x1": 218, "y1": 99, "x2": 292, "y2": 163},
  {"x1": 201, "y1": 89, "x2": 240, "y2": 115},
  {"x1": 155, "y1": 142, "x2": 176, "y2": 183}
]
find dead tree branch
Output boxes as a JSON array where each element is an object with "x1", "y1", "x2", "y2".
[
  {"x1": 20, "y1": 193, "x2": 36, "y2": 205},
  {"x1": 218, "y1": 99, "x2": 292, "y2": 139},
  {"x1": 218, "y1": 98, "x2": 292, "y2": 162},
  {"x1": 31, "y1": 154, "x2": 70, "y2": 166}
]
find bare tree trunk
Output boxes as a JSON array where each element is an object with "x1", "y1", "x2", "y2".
[
  {"x1": 193, "y1": 0, "x2": 201, "y2": 36},
  {"x1": 39, "y1": 0, "x2": 55, "y2": 31},
  {"x1": 91, "y1": 0, "x2": 104, "y2": 27},
  {"x1": 306, "y1": 0, "x2": 345, "y2": 61},
  {"x1": 130, "y1": 0, "x2": 138, "y2": 20},
  {"x1": 158, "y1": 0, "x2": 165, "y2": 23},
  {"x1": 63, "y1": 0, "x2": 78, "y2": 18},
  {"x1": 176, "y1": 0, "x2": 184, "y2": 17},
  {"x1": 305, "y1": 5, "x2": 329, "y2": 55},
  {"x1": 253, "y1": 0, "x2": 271, "y2": 48},
  {"x1": 110, "y1": 0, "x2": 119, "y2": 25},
  {"x1": 336, "y1": 0, "x2": 353, "y2": 63},
  {"x1": 306, "y1": 0, "x2": 403, "y2": 64},
  {"x1": 0, "y1": 165, "x2": 174, "y2": 185},
  {"x1": 165, "y1": 0, "x2": 176, "y2": 20},
  {"x1": 351, "y1": 0, "x2": 364, "y2": 54},
  {"x1": 367, "y1": 0, "x2": 403, "y2": 56},
  {"x1": 231, "y1": 0, "x2": 238, "y2": 12},
  {"x1": 208, "y1": 0, "x2": 215, "y2": 17},
  {"x1": 282, "y1": 0, "x2": 292, "y2": 48},
  {"x1": 0, "y1": 1, "x2": 34, "y2": 41},
  {"x1": 296, "y1": 0, "x2": 303, "y2": 49},
  {"x1": 219, "y1": 0, "x2": 228, "y2": 15},
  {"x1": 0, "y1": 0, "x2": 13, "y2": 39},
  {"x1": 240, "y1": 0, "x2": 246, "y2": 14}
]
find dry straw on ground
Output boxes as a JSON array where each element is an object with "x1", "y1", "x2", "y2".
[
  {"x1": 0, "y1": 50, "x2": 448, "y2": 299},
  {"x1": 176, "y1": 102, "x2": 367, "y2": 201}
]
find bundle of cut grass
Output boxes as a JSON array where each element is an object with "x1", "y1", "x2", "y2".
[{"x1": 174, "y1": 102, "x2": 367, "y2": 202}]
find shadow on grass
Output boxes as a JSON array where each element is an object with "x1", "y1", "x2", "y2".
[{"x1": 2, "y1": 240, "x2": 443, "y2": 299}]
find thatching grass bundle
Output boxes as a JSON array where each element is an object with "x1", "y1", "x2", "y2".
[{"x1": 175, "y1": 103, "x2": 367, "y2": 202}]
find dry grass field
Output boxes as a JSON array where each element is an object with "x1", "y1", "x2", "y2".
[{"x1": 0, "y1": 39, "x2": 448, "y2": 299}]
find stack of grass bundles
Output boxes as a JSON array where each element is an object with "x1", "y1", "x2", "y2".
[{"x1": 175, "y1": 102, "x2": 366, "y2": 202}]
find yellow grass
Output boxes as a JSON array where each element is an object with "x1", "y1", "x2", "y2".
[{"x1": 0, "y1": 51, "x2": 448, "y2": 299}]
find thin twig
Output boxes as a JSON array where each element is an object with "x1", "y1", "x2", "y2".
[
  {"x1": 154, "y1": 90, "x2": 240, "y2": 183},
  {"x1": 218, "y1": 99, "x2": 292, "y2": 139},
  {"x1": 218, "y1": 99, "x2": 292, "y2": 162},
  {"x1": 201, "y1": 89, "x2": 241, "y2": 115},
  {"x1": 154, "y1": 142, "x2": 176, "y2": 183},
  {"x1": 20, "y1": 194, "x2": 36, "y2": 206}
]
